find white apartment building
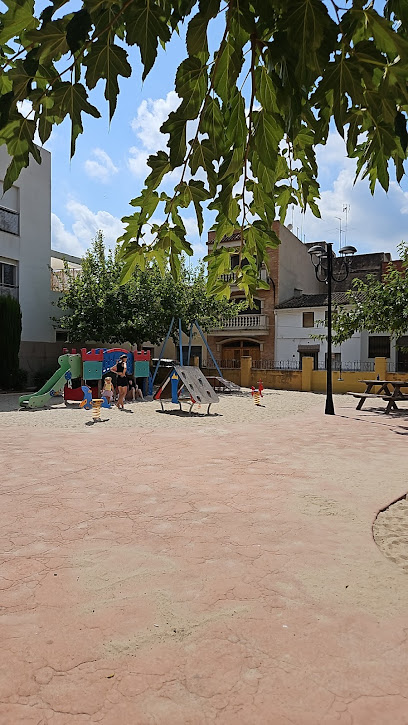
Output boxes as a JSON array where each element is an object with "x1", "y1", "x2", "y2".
[
  {"x1": 0, "y1": 144, "x2": 52, "y2": 343},
  {"x1": 0, "y1": 146, "x2": 84, "y2": 377},
  {"x1": 275, "y1": 293, "x2": 408, "y2": 373}
]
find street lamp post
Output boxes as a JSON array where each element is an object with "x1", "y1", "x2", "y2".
[{"x1": 308, "y1": 242, "x2": 357, "y2": 415}]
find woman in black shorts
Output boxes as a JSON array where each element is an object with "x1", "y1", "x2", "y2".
[{"x1": 111, "y1": 354, "x2": 128, "y2": 410}]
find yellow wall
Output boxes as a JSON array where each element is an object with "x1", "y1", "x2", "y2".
[
  {"x1": 202, "y1": 366, "x2": 241, "y2": 386},
  {"x1": 311, "y1": 370, "x2": 375, "y2": 394},
  {"x1": 203, "y1": 356, "x2": 408, "y2": 392},
  {"x1": 249, "y1": 369, "x2": 302, "y2": 390}
]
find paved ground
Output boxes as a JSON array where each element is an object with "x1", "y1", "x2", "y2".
[{"x1": 1, "y1": 394, "x2": 408, "y2": 724}]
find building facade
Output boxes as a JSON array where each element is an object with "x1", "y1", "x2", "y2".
[
  {"x1": 274, "y1": 252, "x2": 408, "y2": 372},
  {"x1": 206, "y1": 222, "x2": 319, "y2": 363}
]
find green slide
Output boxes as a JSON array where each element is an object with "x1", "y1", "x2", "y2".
[{"x1": 19, "y1": 354, "x2": 73, "y2": 409}]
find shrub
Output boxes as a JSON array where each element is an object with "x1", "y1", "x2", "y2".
[
  {"x1": 13, "y1": 368, "x2": 28, "y2": 390},
  {"x1": 0, "y1": 295, "x2": 22, "y2": 390},
  {"x1": 33, "y1": 367, "x2": 58, "y2": 390}
]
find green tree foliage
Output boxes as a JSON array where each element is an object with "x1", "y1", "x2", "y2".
[
  {"x1": 0, "y1": 294, "x2": 22, "y2": 389},
  {"x1": 1, "y1": 1, "x2": 408, "y2": 299},
  {"x1": 332, "y1": 242, "x2": 408, "y2": 344},
  {"x1": 56, "y1": 231, "x2": 239, "y2": 346}
]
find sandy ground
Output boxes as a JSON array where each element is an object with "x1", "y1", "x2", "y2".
[
  {"x1": 1, "y1": 391, "x2": 408, "y2": 723},
  {"x1": 0, "y1": 388, "x2": 326, "y2": 431},
  {"x1": 373, "y1": 496, "x2": 408, "y2": 574}
]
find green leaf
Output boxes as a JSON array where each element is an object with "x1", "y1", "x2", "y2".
[
  {"x1": 145, "y1": 150, "x2": 171, "y2": 190},
  {"x1": 189, "y1": 139, "x2": 217, "y2": 195},
  {"x1": 161, "y1": 111, "x2": 187, "y2": 167},
  {"x1": 0, "y1": 0, "x2": 38, "y2": 45},
  {"x1": 175, "y1": 56, "x2": 207, "y2": 119},
  {"x1": 255, "y1": 65, "x2": 278, "y2": 113},
  {"x1": 66, "y1": 8, "x2": 92, "y2": 53},
  {"x1": 26, "y1": 19, "x2": 68, "y2": 62},
  {"x1": 84, "y1": 41, "x2": 131, "y2": 120},
  {"x1": 226, "y1": 91, "x2": 246, "y2": 147},
  {"x1": 212, "y1": 35, "x2": 244, "y2": 103},
  {"x1": 124, "y1": 1, "x2": 171, "y2": 80},
  {"x1": 0, "y1": 117, "x2": 41, "y2": 190},
  {"x1": 253, "y1": 109, "x2": 284, "y2": 170},
  {"x1": 48, "y1": 82, "x2": 101, "y2": 155},
  {"x1": 188, "y1": 180, "x2": 211, "y2": 235},
  {"x1": 186, "y1": 10, "x2": 210, "y2": 59}
]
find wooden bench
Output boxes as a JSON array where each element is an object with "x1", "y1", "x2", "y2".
[{"x1": 348, "y1": 391, "x2": 408, "y2": 413}]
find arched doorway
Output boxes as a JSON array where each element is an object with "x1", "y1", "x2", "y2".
[{"x1": 222, "y1": 340, "x2": 261, "y2": 362}]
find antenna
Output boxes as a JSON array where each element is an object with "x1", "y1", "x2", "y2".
[
  {"x1": 343, "y1": 204, "x2": 350, "y2": 245},
  {"x1": 335, "y1": 216, "x2": 342, "y2": 253}
]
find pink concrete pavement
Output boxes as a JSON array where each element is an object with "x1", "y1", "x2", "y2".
[{"x1": 1, "y1": 398, "x2": 408, "y2": 724}]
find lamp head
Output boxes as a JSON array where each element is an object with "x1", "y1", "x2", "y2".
[
  {"x1": 339, "y1": 245, "x2": 357, "y2": 256},
  {"x1": 308, "y1": 244, "x2": 326, "y2": 257},
  {"x1": 308, "y1": 244, "x2": 327, "y2": 268}
]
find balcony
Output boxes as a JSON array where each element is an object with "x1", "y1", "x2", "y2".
[
  {"x1": 51, "y1": 268, "x2": 81, "y2": 292},
  {"x1": 212, "y1": 314, "x2": 269, "y2": 333},
  {"x1": 219, "y1": 268, "x2": 268, "y2": 287}
]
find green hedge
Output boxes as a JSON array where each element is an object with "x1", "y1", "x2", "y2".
[{"x1": 0, "y1": 295, "x2": 22, "y2": 389}]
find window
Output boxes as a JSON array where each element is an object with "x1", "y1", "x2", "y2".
[
  {"x1": 56, "y1": 330, "x2": 68, "y2": 342},
  {"x1": 1, "y1": 262, "x2": 16, "y2": 287},
  {"x1": 303, "y1": 311, "x2": 314, "y2": 328},
  {"x1": 0, "y1": 206, "x2": 19, "y2": 235},
  {"x1": 368, "y1": 336, "x2": 390, "y2": 358}
]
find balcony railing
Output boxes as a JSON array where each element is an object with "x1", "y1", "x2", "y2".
[
  {"x1": 219, "y1": 268, "x2": 268, "y2": 285},
  {"x1": 51, "y1": 268, "x2": 81, "y2": 291},
  {"x1": 213, "y1": 314, "x2": 268, "y2": 331},
  {"x1": 219, "y1": 272, "x2": 236, "y2": 282},
  {"x1": 0, "y1": 284, "x2": 18, "y2": 300}
]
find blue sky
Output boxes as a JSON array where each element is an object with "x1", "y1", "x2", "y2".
[{"x1": 45, "y1": 4, "x2": 408, "y2": 263}]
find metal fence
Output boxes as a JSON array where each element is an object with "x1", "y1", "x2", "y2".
[
  {"x1": 317, "y1": 360, "x2": 375, "y2": 372},
  {"x1": 202, "y1": 359, "x2": 240, "y2": 369},
  {"x1": 252, "y1": 359, "x2": 301, "y2": 370},
  {"x1": 202, "y1": 358, "x2": 379, "y2": 372}
]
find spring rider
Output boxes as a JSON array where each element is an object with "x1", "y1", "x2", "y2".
[
  {"x1": 251, "y1": 380, "x2": 264, "y2": 406},
  {"x1": 80, "y1": 385, "x2": 110, "y2": 421}
]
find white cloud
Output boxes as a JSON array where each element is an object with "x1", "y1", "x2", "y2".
[
  {"x1": 51, "y1": 213, "x2": 84, "y2": 257},
  {"x1": 17, "y1": 100, "x2": 35, "y2": 120},
  {"x1": 130, "y1": 91, "x2": 179, "y2": 151},
  {"x1": 128, "y1": 147, "x2": 149, "y2": 178},
  {"x1": 287, "y1": 131, "x2": 408, "y2": 258},
  {"x1": 127, "y1": 91, "x2": 180, "y2": 177},
  {"x1": 52, "y1": 201, "x2": 125, "y2": 257},
  {"x1": 84, "y1": 148, "x2": 118, "y2": 183}
]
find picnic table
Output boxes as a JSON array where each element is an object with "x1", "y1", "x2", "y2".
[{"x1": 349, "y1": 379, "x2": 408, "y2": 413}]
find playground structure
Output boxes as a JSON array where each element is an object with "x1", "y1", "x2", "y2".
[
  {"x1": 19, "y1": 347, "x2": 151, "y2": 409},
  {"x1": 155, "y1": 365, "x2": 219, "y2": 415},
  {"x1": 251, "y1": 380, "x2": 264, "y2": 406},
  {"x1": 149, "y1": 317, "x2": 240, "y2": 396}
]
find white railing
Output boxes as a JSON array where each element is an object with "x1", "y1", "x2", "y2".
[
  {"x1": 214, "y1": 314, "x2": 268, "y2": 330},
  {"x1": 219, "y1": 272, "x2": 236, "y2": 282}
]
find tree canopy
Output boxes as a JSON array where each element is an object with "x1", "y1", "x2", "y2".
[
  {"x1": 1, "y1": 0, "x2": 408, "y2": 298},
  {"x1": 331, "y1": 242, "x2": 408, "y2": 344},
  {"x1": 56, "y1": 231, "x2": 239, "y2": 346}
]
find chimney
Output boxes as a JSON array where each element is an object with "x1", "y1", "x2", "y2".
[{"x1": 294, "y1": 288, "x2": 302, "y2": 297}]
